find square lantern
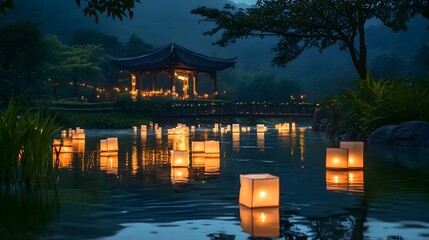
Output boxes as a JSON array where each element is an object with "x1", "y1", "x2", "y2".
[
  {"x1": 347, "y1": 170, "x2": 364, "y2": 193},
  {"x1": 107, "y1": 137, "x2": 119, "y2": 152},
  {"x1": 256, "y1": 124, "x2": 265, "y2": 133},
  {"x1": 100, "y1": 139, "x2": 108, "y2": 152},
  {"x1": 191, "y1": 141, "x2": 205, "y2": 154},
  {"x1": 204, "y1": 140, "x2": 220, "y2": 154},
  {"x1": 326, "y1": 148, "x2": 348, "y2": 169},
  {"x1": 141, "y1": 125, "x2": 147, "y2": 132},
  {"x1": 171, "y1": 167, "x2": 189, "y2": 184},
  {"x1": 340, "y1": 141, "x2": 364, "y2": 169},
  {"x1": 170, "y1": 150, "x2": 189, "y2": 167},
  {"x1": 204, "y1": 156, "x2": 220, "y2": 175},
  {"x1": 232, "y1": 124, "x2": 240, "y2": 133},
  {"x1": 240, "y1": 205, "x2": 280, "y2": 238},
  {"x1": 326, "y1": 170, "x2": 348, "y2": 192},
  {"x1": 239, "y1": 174, "x2": 280, "y2": 208}
]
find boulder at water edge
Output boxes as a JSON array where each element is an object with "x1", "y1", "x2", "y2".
[{"x1": 368, "y1": 121, "x2": 429, "y2": 146}]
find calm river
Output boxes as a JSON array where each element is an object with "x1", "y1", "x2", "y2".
[{"x1": 1, "y1": 123, "x2": 429, "y2": 239}]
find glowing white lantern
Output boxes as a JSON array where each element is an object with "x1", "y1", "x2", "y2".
[
  {"x1": 326, "y1": 148, "x2": 348, "y2": 169},
  {"x1": 240, "y1": 205, "x2": 280, "y2": 238},
  {"x1": 191, "y1": 141, "x2": 205, "y2": 153},
  {"x1": 204, "y1": 140, "x2": 220, "y2": 154},
  {"x1": 232, "y1": 124, "x2": 240, "y2": 133},
  {"x1": 340, "y1": 141, "x2": 364, "y2": 169},
  {"x1": 239, "y1": 174, "x2": 280, "y2": 208},
  {"x1": 170, "y1": 150, "x2": 189, "y2": 167}
]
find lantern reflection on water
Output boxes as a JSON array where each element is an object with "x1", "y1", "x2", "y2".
[
  {"x1": 232, "y1": 133, "x2": 240, "y2": 151},
  {"x1": 204, "y1": 156, "x2": 220, "y2": 175},
  {"x1": 340, "y1": 141, "x2": 364, "y2": 169},
  {"x1": 100, "y1": 155, "x2": 119, "y2": 175},
  {"x1": 326, "y1": 148, "x2": 348, "y2": 169},
  {"x1": 191, "y1": 155, "x2": 205, "y2": 168},
  {"x1": 204, "y1": 140, "x2": 220, "y2": 154},
  {"x1": 170, "y1": 150, "x2": 189, "y2": 167},
  {"x1": 240, "y1": 205, "x2": 280, "y2": 238},
  {"x1": 54, "y1": 152, "x2": 73, "y2": 168},
  {"x1": 326, "y1": 170, "x2": 364, "y2": 193},
  {"x1": 239, "y1": 174, "x2": 279, "y2": 208},
  {"x1": 171, "y1": 167, "x2": 189, "y2": 184}
]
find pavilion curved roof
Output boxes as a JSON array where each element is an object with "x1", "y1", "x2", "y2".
[{"x1": 110, "y1": 43, "x2": 237, "y2": 72}]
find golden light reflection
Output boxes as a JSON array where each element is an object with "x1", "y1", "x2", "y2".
[
  {"x1": 232, "y1": 133, "x2": 240, "y2": 152},
  {"x1": 240, "y1": 205, "x2": 280, "y2": 238},
  {"x1": 204, "y1": 156, "x2": 220, "y2": 175},
  {"x1": 100, "y1": 155, "x2": 119, "y2": 175},
  {"x1": 326, "y1": 170, "x2": 364, "y2": 193},
  {"x1": 54, "y1": 152, "x2": 73, "y2": 169},
  {"x1": 256, "y1": 132, "x2": 265, "y2": 152},
  {"x1": 171, "y1": 167, "x2": 189, "y2": 184}
]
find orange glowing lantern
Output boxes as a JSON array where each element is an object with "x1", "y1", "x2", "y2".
[
  {"x1": 256, "y1": 124, "x2": 265, "y2": 133},
  {"x1": 141, "y1": 125, "x2": 147, "y2": 132},
  {"x1": 239, "y1": 174, "x2": 280, "y2": 208},
  {"x1": 72, "y1": 127, "x2": 85, "y2": 139},
  {"x1": 232, "y1": 124, "x2": 240, "y2": 133},
  {"x1": 54, "y1": 152, "x2": 73, "y2": 168},
  {"x1": 340, "y1": 141, "x2": 364, "y2": 169},
  {"x1": 171, "y1": 167, "x2": 189, "y2": 183},
  {"x1": 204, "y1": 156, "x2": 220, "y2": 174},
  {"x1": 72, "y1": 139, "x2": 85, "y2": 153},
  {"x1": 191, "y1": 141, "x2": 205, "y2": 154},
  {"x1": 204, "y1": 140, "x2": 220, "y2": 154},
  {"x1": 107, "y1": 137, "x2": 119, "y2": 152},
  {"x1": 240, "y1": 205, "x2": 280, "y2": 238},
  {"x1": 170, "y1": 150, "x2": 189, "y2": 167},
  {"x1": 326, "y1": 148, "x2": 348, "y2": 169}
]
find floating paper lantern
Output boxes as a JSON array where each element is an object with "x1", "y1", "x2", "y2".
[
  {"x1": 99, "y1": 137, "x2": 119, "y2": 155},
  {"x1": 191, "y1": 141, "x2": 205, "y2": 153},
  {"x1": 340, "y1": 141, "x2": 364, "y2": 169},
  {"x1": 72, "y1": 127, "x2": 85, "y2": 139},
  {"x1": 240, "y1": 205, "x2": 280, "y2": 238},
  {"x1": 204, "y1": 140, "x2": 220, "y2": 154},
  {"x1": 61, "y1": 129, "x2": 67, "y2": 138},
  {"x1": 256, "y1": 124, "x2": 265, "y2": 133},
  {"x1": 170, "y1": 150, "x2": 189, "y2": 167},
  {"x1": 141, "y1": 125, "x2": 147, "y2": 132},
  {"x1": 232, "y1": 124, "x2": 240, "y2": 133},
  {"x1": 171, "y1": 167, "x2": 189, "y2": 184},
  {"x1": 326, "y1": 148, "x2": 348, "y2": 169},
  {"x1": 239, "y1": 174, "x2": 280, "y2": 208}
]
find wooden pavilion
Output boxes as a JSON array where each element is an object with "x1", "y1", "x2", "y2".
[{"x1": 110, "y1": 43, "x2": 237, "y2": 99}]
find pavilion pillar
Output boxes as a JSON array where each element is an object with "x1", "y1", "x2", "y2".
[
  {"x1": 137, "y1": 71, "x2": 142, "y2": 98},
  {"x1": 170, "y1": 68, "x2": 176, "y2": 98},
  {"x1": 152, "y1": 71, "x2": 157, "y2": 92},
  {"x1": 131, "y1": 72, "x2": 137, "y2": 99},
  {"x1": 193, "y1": 70, "x2": 197, "y2": 98},
  {"x1": 212, "y1": 71, "x2": 217, "y2": 96}
]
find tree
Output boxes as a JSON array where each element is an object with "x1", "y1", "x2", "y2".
[
  {"x1": 191, "y1": 1, "x2": 421, "y2": 79},
  {"x1": 0, "y1": 0, "x2": 141, "y2": 23},
  {"x1": 126, "y1": 34, "x2": 154, "y2": 57},
  {"x1": 0, "y1": 21, "x2": 46, "y2": 96}
]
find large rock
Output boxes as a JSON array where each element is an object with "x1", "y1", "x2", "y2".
[{"x1": 368, "y1": 121, "x2": 429, "y2": 146}]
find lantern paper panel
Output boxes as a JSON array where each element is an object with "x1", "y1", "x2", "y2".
[
  {"x1": 205, "y1": 156, "x2": 220, "y2": 175},
  {"x1": 141, "y1": 125, "x2": 147, "y2": 131},
  {"x1": 232, "y1": 124, "x2": 240, "y2": 133},
  {"x1": 170, "y1": 150, "x2": 189, "y2": 167},
  {"x1": 326, "y1": 148, "x2": 348, "y2": 169},
  {"x1": 171, "y1": 167, "x2": 189, "y2": 184},
  {"x1": 240, "y1": 205, "x2": 280, "y2": 238},
  {"x1": 340, "y1": 141, "x2": 364, "y2": 169},
  {"x1": 107, "y1": 137, "x2": 119, "y2": 152},
  {"x1": 239, "y1": 174, "x2": 280, "y2": 208},
  {"x1": 191, "y1": 141, "x2": 205, "y2": 153},
  {"x1": 205, "y1": 140, "x2": 220, "y2": 154},
  {"x1": 256, "y1": 124, "x2": 265, "y2": 133}
]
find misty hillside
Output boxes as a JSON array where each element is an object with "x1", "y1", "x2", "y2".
[{"x1": 2, "y1": 0, "x2": 429, "y2": 100}]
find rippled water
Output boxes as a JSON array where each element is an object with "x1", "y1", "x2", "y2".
[{"x1": 1, "y1": 124, "x2": 429, "y2": 240}]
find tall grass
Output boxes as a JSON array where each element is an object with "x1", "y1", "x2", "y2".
[
  {"x1": 0, "y1": 98, "x2": 61, "y2": 189},
  {"x1": 323, "y1": 76, "x2": 429, "y2": 134}
]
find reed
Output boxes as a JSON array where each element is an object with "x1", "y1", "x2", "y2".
[{"x1": 0, "y1": 98, "x2": 61, "y2": 189}]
